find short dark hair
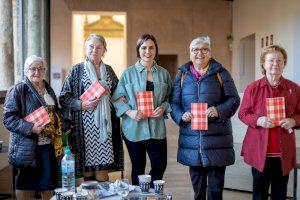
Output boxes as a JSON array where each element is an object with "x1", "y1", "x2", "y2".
[
  {"x1": 136, "y1": 34, "x2": 159, "y2": 59},
  {"x1": 260, "y1": 45, "x2": 287, "y2": 75}
]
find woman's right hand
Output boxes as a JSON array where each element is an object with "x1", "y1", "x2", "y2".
[
  {"x1": 126, "y1": 110, "x2": 144, "y2": 121},
  {"x1": 256, "y1": 116, "x2": 275, "y2": 128},
  {"x1": 81, "y1": 98, "x2": 101, "y2": 110},
  {"x1": 182, "y1": 112, "x2": 192, "y2": 122},
  {"x1": 31, "y1": 123, "x2": 45, "y2": 134}
]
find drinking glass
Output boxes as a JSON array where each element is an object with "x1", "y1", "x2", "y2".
[{"x1": 115, "y1": 178, "x2": 129, "y2": 199}]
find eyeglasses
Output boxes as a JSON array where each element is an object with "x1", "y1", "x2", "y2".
[
  {"x1": 28, "y1": 67, "x2": 46, "y2": 73},
  {"x1": 88, "y1": 44, "x2": 103, "y2": 50},
  {"x1": 265, "y1": 59, "x2": 284, "y2": 64},
  {"x1": 191, "y1": 48, "x2": 210, "y2": 54}
]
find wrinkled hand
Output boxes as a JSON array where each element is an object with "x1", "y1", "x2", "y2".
[
  {"x1": 206, "y1": 106, "x2": 218, "y2": 117},
  {"x1": 118, "y1": 96, "x2": 128, "y2": 103},
  {"x1": 31, "y1": 123, "x2": 45, "y2": 134},
  {"x1": 153, "y1": 106, "x2": 165, "y2": 117},
  {"x1": 256, "y1": 116, "x2": 275, "y2": 128},
  {"x1": 126, "y1": 110, "x2": 144, "y2": 121},
  {"x1": 279, "y1": 118, "x2": 296, "y2": 130},
  {"x1": 81, "y1": 98, "x2": 100, "y2": 110},
  {"x1": 182, "y1": 112, "x2": 192, "y2": 122}
]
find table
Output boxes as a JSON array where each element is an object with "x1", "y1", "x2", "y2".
[
  {"x1": 0, "y1": 146, "x2": 13, "y2": 199},
  {"x1": 51, "y1": 188, "x2": 168, "y2": 200}
]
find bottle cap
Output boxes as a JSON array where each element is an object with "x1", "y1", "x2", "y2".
[{"x1": 64, "y1": 148, "x2": 71, "y2": 155}]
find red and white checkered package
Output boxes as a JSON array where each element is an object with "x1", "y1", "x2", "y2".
[
  {"x1": 24, "y1": 106, "x2": 50, "y2": 126},
  {"x1": 265, "y1": 97, "x2": 286, "y2": 126},
  {"x1": 136, "y1": 91, "x2": 154, "y2": 117},
  {"x1": 80, "y1": 81, "x2": 106, "y2": 103},
  {"x1": 191, "y1": 103, "x2": 208, "y2": 130}
]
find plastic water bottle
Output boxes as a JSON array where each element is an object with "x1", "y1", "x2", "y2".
[{"x1": 61, "y1": 148, "x2": 75, "y2": 192}]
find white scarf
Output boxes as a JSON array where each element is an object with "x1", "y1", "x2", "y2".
[{"x1": 84, "y1": 60, "x2": 112, "y2": 143}]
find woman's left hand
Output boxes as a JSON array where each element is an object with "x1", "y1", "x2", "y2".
[
  {"x1": 153, "y1": 106, "x2": 165, "y2": 117},
  {"x1": 206, "y1": 106, "x2": 218, "y2": 117},
  {"x1": 279, "y1": 118, "x2": 296, "y2": 130}
]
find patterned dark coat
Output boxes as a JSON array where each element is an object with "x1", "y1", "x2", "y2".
[{"x1": 59, "y1": 62, "x2": 124, "y2": 174}]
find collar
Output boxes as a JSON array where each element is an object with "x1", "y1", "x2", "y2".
[
  {"x1": 260, "y1": 75, "x2": 287, "y2": 90},
  {"x1": 135, "y1": 60, "x2": 158, "y2": 73}
]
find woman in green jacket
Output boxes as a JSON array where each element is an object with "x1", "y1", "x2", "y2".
[{"x1": 112, "y1": 34, "x2": 172, "y2": 185}]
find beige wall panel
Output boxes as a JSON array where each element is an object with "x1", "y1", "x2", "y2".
[{"x1": 53, "y1": 0, "x2": 232, "y2": 72}]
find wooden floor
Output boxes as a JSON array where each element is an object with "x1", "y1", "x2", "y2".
[{"x1": 0, "y1": 119, "x2": 252, "y2": 199}]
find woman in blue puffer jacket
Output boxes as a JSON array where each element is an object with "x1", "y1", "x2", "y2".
[{"x1": 170, "y1": 36, "x2": 240, "y2": 200}]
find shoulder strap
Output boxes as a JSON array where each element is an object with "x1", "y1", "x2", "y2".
[
  {"x1": 217, "y1": 72, "x2": 222, "y2": 87},
  {"x1": 180, "y1": 72, "x2": 186, "y2": 88}
]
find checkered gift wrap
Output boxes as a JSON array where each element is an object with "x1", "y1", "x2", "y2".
[
  {"x1": 136, "y1": 91, "x2": 154, "y2": 117},
  {"x1": 80, "y1": 81, "x2": 106, "y2": 103},
  {"x1": 24, "y1": 106, "x2": 50, "y2": 126},
  {"x1": 191, "y1": 103, "x2": 208, "y2": 130},
  {"x1": 265, "y1": 97, "x2": 286, "y2": 126}
]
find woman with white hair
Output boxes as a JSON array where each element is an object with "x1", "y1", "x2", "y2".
[
  {"x1": 170, "y1": 36, "x2": 240, "y2": 200},
  {"x1": 3, "y1": 55, "x2": 58, "y2": 199},
  {"x1": 60, "y1": 34, "x2": 123, "y2": 183}
]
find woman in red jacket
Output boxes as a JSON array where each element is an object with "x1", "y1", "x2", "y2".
[{"x1": 239, "y1": 45, "x2": 300, "y2": 200}]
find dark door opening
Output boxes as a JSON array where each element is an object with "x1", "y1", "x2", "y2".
[{"x1": 156, "y1": 54, "x2": 178, "y2": 81}]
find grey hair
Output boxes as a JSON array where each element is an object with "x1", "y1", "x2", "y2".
[
  {"x1": 24, "y1": 55, "x2": 47, "y2": 74},
  {"x1": 85, "y1": 34, "x2": 107, "y2": 53},
  {"x1": 189, "y1": 36, "x2": 211, "y2": 51}
]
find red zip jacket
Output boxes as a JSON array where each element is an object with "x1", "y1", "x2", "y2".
[{"x1": 238, "y1": 76, "x2": 300, "y2": 175}]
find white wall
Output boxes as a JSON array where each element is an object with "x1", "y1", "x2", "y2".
[{"x1": 232, "y1": 0, "x2": 300, "y2": 88}]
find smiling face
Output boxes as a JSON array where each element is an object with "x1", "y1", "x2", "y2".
[
  {"x1": 85, "y1": 39, "x2": 105, "y2": 64},
  {"x1": 138, "y1": 39, "x2": 157, "y2": 66},
  {"x1": 263, "y1": 51, "x2": 285, "y2": 77},
  {"x1": 190, "y1": 43, "x2": 211, "y2": 69},
  {"x1": 26, "y1": 61, "x2": 46, "y2": 85}
]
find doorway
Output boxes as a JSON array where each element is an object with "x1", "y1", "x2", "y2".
[
  {"x1": 238, "y1": 34, "x2": 255, "y2": 92},
  {"x1": 72, "y1": 12, "x2": 127, "y2": 78},
  {"x1": 156, "y1": 54, "x2": 178, "y2": 81}
]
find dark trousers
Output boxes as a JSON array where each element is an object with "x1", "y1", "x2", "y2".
[
  {"x1": 123, "y1": 137, "x2": 167, "y2": 186},
  {"x1": 252, "y1": 157, "x2": 289, "y2": 200},
  {"x1": 189, "y1": 166, "x2": 226, "y2": 200}
]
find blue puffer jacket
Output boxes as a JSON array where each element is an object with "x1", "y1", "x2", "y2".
[
  {"x1": 3, "y1": 78, "x2": 58, "y2": 168},
  {"x1": 170, "y1": 59, "x2": 240, "y2": 167}
]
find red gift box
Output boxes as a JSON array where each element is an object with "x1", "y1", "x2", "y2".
[
  {"x1": 265, "y1": 97, "x2": 286, "y2": 126},
  {"x1": 24, "y1": 106, "x2": 50, "y2": 126},
  {"x1": 136, "y1": 91, "x2": 154, "y2": 117},
  {"x1": 191, "y1": 103, "x2": 208, "y2": 130},
  {"x1": 80, "y1": 81, "x2": 106, "y2": 103}
]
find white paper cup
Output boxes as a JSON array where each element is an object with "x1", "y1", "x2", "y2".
[
  {"x1": 153, "y1": 180, "x2": 165, "y2": 194},
  {"x1": 138, "y1": 175, "x2": 151, "y2": 193},
  {"x1": 54, "y1": 188, "x2": 68, "y2": 200}
]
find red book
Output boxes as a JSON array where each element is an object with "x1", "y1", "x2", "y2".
[
  {"x1": 265, "y1": 97, "x2": 285, "y2": 126},
  {"x1": 24, "y1": 106, "x2": 50, "y2": 126},
  {"x1": 80, "y1": 81, "x2": 106, "y2": 103},
  {"x1": 191, "y1": 103, "x2": 208, "y2": 130},
  {"x1": 136, "y1": 91, "x2": 154, "y2": 117}
]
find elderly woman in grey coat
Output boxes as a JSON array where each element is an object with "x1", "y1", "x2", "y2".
[
  {"x1": 60, "y1": 34, "x2": 123, "y2": 183},
  {"x1": 3, "y1": 55, "x2": 58, "y2": 200}
]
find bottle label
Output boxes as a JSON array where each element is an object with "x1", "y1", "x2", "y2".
[{"x1": 62, "y1": 162, "x2": 75, "y2": 173}]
